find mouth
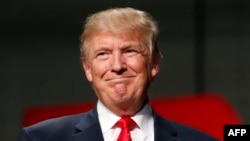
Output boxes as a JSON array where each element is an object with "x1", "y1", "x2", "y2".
[{"x1": 105, "y1": 76, "x2": 135, "y2": 83}]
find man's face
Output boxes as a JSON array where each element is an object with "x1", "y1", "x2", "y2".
[{"x1": 82, "y1": 31, "x2": 159, "y2": 115}]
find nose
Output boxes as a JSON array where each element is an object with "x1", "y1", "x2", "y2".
[{"x1": 111, "y1": 52, "x2": 126, "y2": 73}]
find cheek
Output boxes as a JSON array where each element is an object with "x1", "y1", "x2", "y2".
[
  {"x1": 91, "y1": 61, "x2": 110, "y2": 78},
  {"x1": 126, "y1": 57, "x2": 148, "y2": 74}
]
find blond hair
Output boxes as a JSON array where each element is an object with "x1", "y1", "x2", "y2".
[{"x1": 80, "y1": 7, "x2": 160, "y2": 63}]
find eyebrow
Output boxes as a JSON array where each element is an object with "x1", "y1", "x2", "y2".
[
  {"x1": 120, "y1": 42, "x2": 141, "y2": 50},
  {"x1": 93, "y1": 47, "x2": 111, "y2": 54}
]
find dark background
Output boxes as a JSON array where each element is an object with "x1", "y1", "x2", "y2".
[{"x1": 1, "y1": 0, "x2": 250, "y2": 140}]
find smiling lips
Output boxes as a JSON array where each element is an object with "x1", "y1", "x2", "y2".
[{"x1": 105, "y1": 76, "x2": 135, "y2": 83}]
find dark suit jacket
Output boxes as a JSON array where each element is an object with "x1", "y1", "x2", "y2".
[{"x1": 18, "y1": 107, "x2": 218, "y2": 141}]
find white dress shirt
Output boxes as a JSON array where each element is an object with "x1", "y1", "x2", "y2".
[{"x1": 97, "y1": 100, "x2": 154, "y2": 141}]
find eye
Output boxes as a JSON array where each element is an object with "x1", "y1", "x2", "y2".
[
  {"x1": 96, "y1": 51, "x2": 110, "y2": 60},
  {"x1": 124, "y1": 49, "x2": 138, "y2": 57}
]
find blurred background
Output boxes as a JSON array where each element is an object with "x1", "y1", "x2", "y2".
[{"x1": 1, "y1": 0, "x2": 250, "y2": 140}]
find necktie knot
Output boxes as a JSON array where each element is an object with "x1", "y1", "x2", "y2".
[
  {"x1": 116, "y1": 117, "x2": 137, "y2": 130},
  {"x1": 115, "y1": 117, "x2": 137, "y2": 141}
]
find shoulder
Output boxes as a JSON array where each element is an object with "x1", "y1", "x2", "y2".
[
  {"x1": 169, "y1": 120, "x2": 218, "y2": 141},
  {"x1": 154, "y1": 113, "x2": 219, "y2": 141},
  {"x1": 19, "y1": 110, "x2": 94, "y2": 141},
  {"x1": 28, "y1": 113, "x2": 82, "y2": 129}
]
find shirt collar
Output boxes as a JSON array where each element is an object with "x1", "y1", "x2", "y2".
[
  {"x1": 97, "y1": 100, "x2": 153, "y2": 134},
  {"x1": 131, "y1": 102, "x2": 153, "y2": 136},
  {"x1": 97, "y1": 101, "x2": 120, "y2": 133}
]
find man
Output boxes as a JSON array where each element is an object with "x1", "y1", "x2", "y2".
[{"x1": 18, "y1": 7, "x2": 218, "y2": 141}]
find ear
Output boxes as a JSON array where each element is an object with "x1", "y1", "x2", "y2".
[
  {"x1": 82, "y1": 60, "x2": 93, "y2": 82},
  {"x1": 151, "y1": 63, "x2": 160, "y2": 79},
  {"x1": 150, "y1": 52, "x2": 161, "y2": 79}
]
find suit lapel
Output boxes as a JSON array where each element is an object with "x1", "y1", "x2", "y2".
[
  {"x1": 71, "y1": 108, "x2": 104, "y2": 141},
  {"x1": 71, "y1": 105, "x2": 180, "y2": 141},
  {"x1": 153, "y1": 111, "x2": 180, "y2": 141}
]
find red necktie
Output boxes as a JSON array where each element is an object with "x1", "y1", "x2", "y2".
[{"x1": 116, "y1": 117, "x2": 137, "y2": 141}]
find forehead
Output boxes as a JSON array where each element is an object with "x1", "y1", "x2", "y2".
[{"x1": 89, "y1": 31, "x2": 145, "y2": 48}]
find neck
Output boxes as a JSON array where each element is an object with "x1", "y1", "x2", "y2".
[{"x1": 107, "y1": 97, "x2": 149, "y2": 117}]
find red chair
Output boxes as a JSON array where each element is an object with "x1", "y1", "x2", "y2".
[{"x1": 22, "y1": 92, "x2": 241, "y2": 141}]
